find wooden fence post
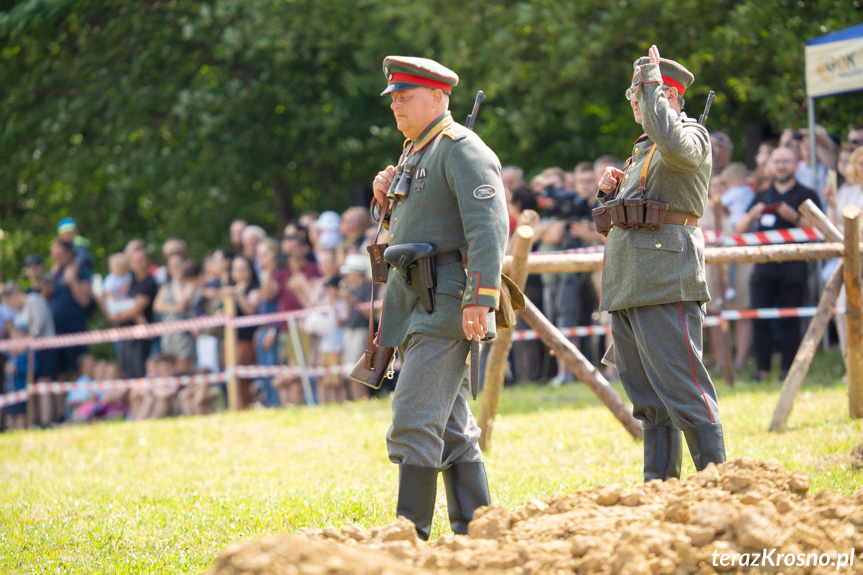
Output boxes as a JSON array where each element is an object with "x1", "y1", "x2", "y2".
[
  {"x1": 478, "y1": 214, "x2": 536, "y2": 452},
  {"x1": 770, "y1": 199, "x2": 845, "y2": 431},
  {"x1": 287, "y1": 317, "x2": 315, "y2": 405},
  {"x1": 842, "y1": 205, "x2": 863, "y2": 418},
  {"x1": 222, "y1": 293, "x2": 239, "y2": 411},
  {"x1": 519, "y1": 297, "x2": 643, "y2": 440}
]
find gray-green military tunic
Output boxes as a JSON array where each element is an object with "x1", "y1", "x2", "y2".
[
  {"x1": 598, "y1": 61, "x2": 721, "y2": 432},
  {"x1": 379, "y1": 111, "x2": 508, "y2": 469}
]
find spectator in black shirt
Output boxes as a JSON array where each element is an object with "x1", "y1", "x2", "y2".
[
  {"x1": 109, "y1": 241, "x2": 158, "y2": 378},
  {"x1": 736, "y1": 146, "x2": 822, "y2": 381}
]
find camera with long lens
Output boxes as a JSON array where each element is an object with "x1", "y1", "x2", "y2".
[
  {"x1": 538, "y1": 184, "x2": 593, "y2": 223},
  {"x1": 538, "y1": 184, "x2": 595, "y2": 249}
]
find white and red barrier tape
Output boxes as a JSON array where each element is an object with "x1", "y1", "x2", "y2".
[
  {"x1": 0, "y1": 225, "x2": 828, "y2": 355},
  {"x1": 0, "y1": 302, "x2": 379, "y2": 354},
  {"x1": 543, "y1": 228, "x2": 824, "y2": 255},
  {"x1": 703, "y1": 227, "x2": 823, "y2": 246},
  {"x1": 3, "y1": 306, "x2": 841, "y2": 409},
  {"x1": 0, "y1": 363, "x2": 360, "y2": 408},
  {"x1": 510, "y1": 307, "x2": 832, "y2": 340}
]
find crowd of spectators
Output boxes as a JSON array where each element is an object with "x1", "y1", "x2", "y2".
[
  {"x1": 1, "y1": 123, "x2": 861, "y2": 431},
  {"x1": 0, "y1": 209, "x2": 380, "y2": 429}
]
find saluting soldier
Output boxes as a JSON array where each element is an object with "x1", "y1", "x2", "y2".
[
  {"x1": 596, "y1": 45, "x2": 726, "y2": 481},
  {"x1": 371, "y1": 56, "x2": 508, "y2": 539}
]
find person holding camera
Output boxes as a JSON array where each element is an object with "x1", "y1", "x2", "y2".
[
  {"x1": 538, "y1": 164, "x2": 601, "y2": 385},
  {"x1": 596, "y1": 45, "x2": 725, "y2": 481},
  {"x1": 736, "y1": 146, "x2": 821, "y2": 382}
]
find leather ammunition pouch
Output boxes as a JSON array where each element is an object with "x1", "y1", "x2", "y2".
[
  {"x1": 367, "y1": 242, "x2": 389, "y2": 284},
  {"x1": 592, "y1": 144, "x2": 679, "y2": 233},
  {"x1": 384, "y1": 243, "x2": 438, "y2": 313},
  {"x1": 606, "y1": 198, "x2": 629, "y2": 228},
  {"x1": 604, "y1": 197, "x2": 671, "y2": 230},
  {"x1": 625, "y1": 197, "x2": 645, "y2": 227},
  {"x1": 592, "y1": 205, "x2": 611, "y2": 237},
  {"x1": 644, "y1": 199, "x2": 670, "y2": 229}
]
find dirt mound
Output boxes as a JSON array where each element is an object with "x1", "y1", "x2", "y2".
[{"x1": 210, "y1": 458, "x2": 863, "y2": 575}]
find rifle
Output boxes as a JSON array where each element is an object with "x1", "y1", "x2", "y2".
[
  {"x1": 465, "y1": 89, "x2": 486, "y2": 400},
  {"x1": 465, "y1": 90, "x2": 486, "y2": 131},
  {"x1": 699, "y1": 91, "x2": 715, "y2": 127}
]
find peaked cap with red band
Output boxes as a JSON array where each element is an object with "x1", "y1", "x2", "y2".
[
  {"x1": 633, "y1": 56, "x2": 694, "y2": 96},
  {"x1": 381, "y1": 56, "x2": 459, "y2": 96}
]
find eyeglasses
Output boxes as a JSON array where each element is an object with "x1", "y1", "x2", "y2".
[
  {"x1": 625, "y1": 86, "x2": 669, "y2": 101},
  {"x1": 772, "y1": 159, "x2": 796, "y2": 165}
]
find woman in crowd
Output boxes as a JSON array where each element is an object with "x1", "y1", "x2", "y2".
[
  {"x1": 255, "y1": 238, "x2": 281, "y2": 407},
  {"x1": 223, "y1": 255, "x2": 260, "y2": 408},
  {"x1": 280, "y1": 222, "x2": 316, "y2": 268},
  {"x1": 825, "y1": 146, "x2": 863, "y2": 376},
  {"x1": 292, "y1": 249, "x2": 344, "y2": 403},
  {"x1": 153, "y1": 253, "x2": 196, "y2": 374}
]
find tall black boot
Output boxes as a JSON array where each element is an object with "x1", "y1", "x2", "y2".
[
  {"x1": 643, "y1": 424, "x2": 683, "y2": 481},
  {"x1": 396, "y1": 464, "x2": 439, "y2": 541},
  {"x1": 683, "y1": 423, "x2": 727, "y2": 471},
  {"x1": 441, "y1": 461, "x2": 491, "y2": 535}
]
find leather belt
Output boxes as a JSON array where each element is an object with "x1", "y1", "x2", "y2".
[
  {"x1": 435, "y1": 248, "x2": 466, "y2": 268},
  {"x1": 664, "y1": 211, "x2": 699, "y2": 226}
]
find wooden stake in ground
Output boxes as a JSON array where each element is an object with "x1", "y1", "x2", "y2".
[
  {"x1": 478, "y1": 220, "x2": 535, "y2": 452},
  {"x1": 709, "y1": 197, "x2": 736, "y2": 387},
  {"x1": 770, "y1": 199, "x2": 845, "y2": 432},
  {"x1": 842, "y1": 205, "x2": 863, "y2": 418},
  {"x1": 223, "y1": 294, "x2": 239, "y2": 411},
  {"x1": 520, "y1": 297, "x2": 643, "y2": 440}
]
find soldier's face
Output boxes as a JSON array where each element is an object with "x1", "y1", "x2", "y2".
[
  {"x1": 629, "y1": 90, "x2": 643, "y2": 125},
  {"x1": 390, "y1": 88, "x2": 439, "y2": 140}
]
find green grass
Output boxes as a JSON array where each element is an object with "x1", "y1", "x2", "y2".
[{"x1": 1, "y1": 350, "x2": 861, "y2": 574}]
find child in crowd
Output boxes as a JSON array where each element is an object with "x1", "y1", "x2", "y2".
[
  {"x1": 128, "y1": 356, "x2": 156, "y2": 420},
  {"x1": 178, "y1": 369, "x2": 222, "y2": 416},
  {"x1": 100, "y1": 253, "x2": 136, "y2": 316},
  {"x1": 66, "y1": 354, "x2": 100, "y2": 423},
  {"x1": 317, "y1": 276, "x2": 347, "y2": 403},
  {"x1": 3, "y1": 324, "x2": 33, "y2": 431},
  {"x1": 337, "y1": 253, "x2": 373, "y2": 400},
  {"x1": 272, "y1": 370, "x2": 305, "y2": 406},
  {"x1": 95, "y1": 361, "x2": 128, "y2": 420},
  {"x1": 133, "y1": 354, "x2": 179, "y2": 419}
]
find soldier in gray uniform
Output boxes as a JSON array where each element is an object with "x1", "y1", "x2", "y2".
[
  {"x1": 596, "y1": 45, "x2": 726, "y2": 481},
  {"x1": 371, "y1": 56, "x2": 508, "y2": 539}
]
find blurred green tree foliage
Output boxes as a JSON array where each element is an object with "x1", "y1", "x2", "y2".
[{"x1": 1, "y1": 0, "x2": 860, "y2": 276}]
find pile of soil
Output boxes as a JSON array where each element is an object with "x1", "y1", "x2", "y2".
[{"x1": 210, "y1": 458, "x2": 863, "y2": 574}]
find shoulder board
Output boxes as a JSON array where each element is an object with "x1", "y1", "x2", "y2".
[{"x1": 441, "y1": 122, "x2": 468, "y2": 141}]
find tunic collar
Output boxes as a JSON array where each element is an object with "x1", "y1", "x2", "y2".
[{"x1": 410, "y1": 112, "x2": 454, "y2": 152}]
